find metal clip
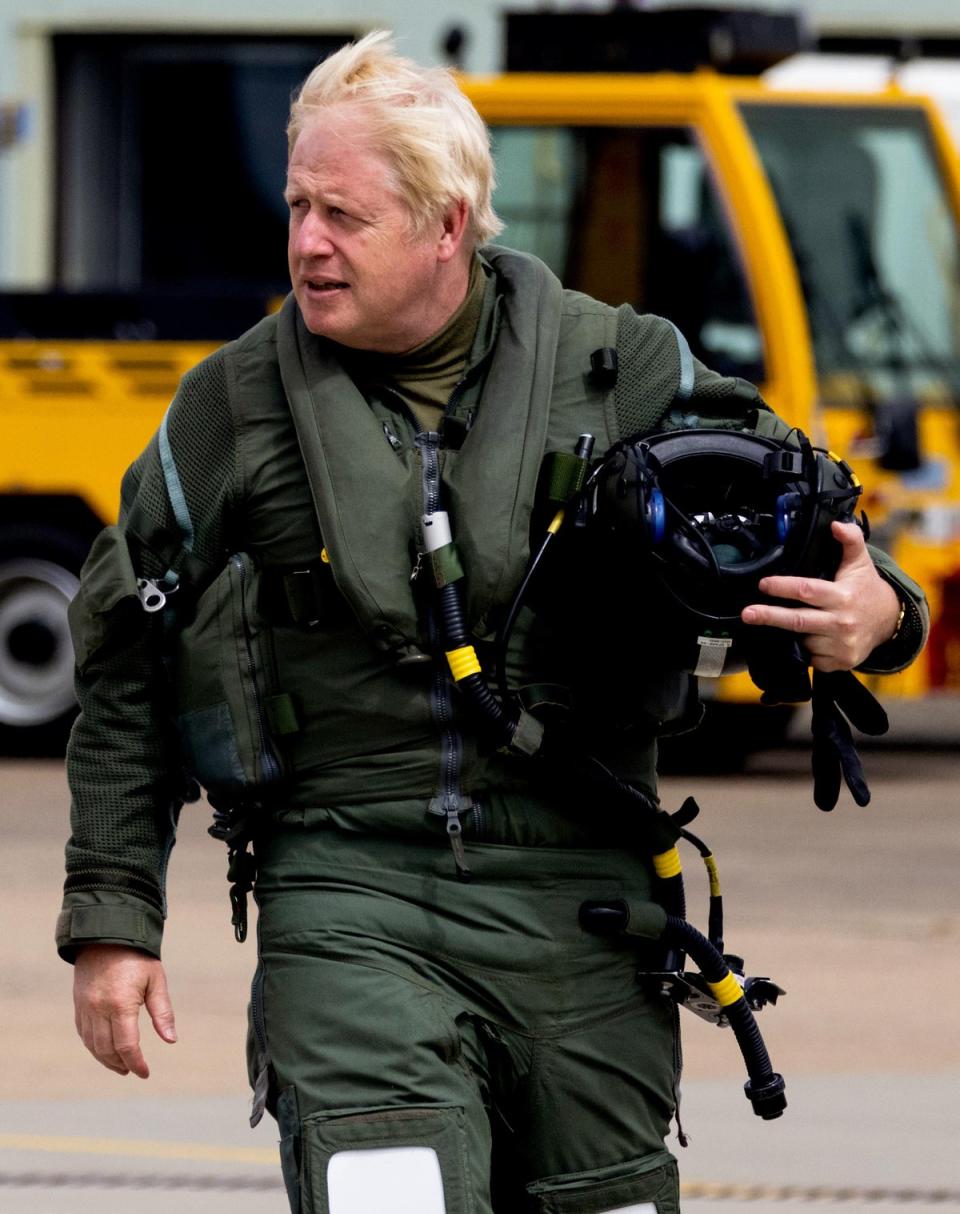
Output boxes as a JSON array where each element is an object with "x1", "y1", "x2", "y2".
[{"x1": 137, "y1": 578, "x2": 167, "y2": 612}]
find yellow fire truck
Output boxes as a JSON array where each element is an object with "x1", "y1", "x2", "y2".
[{"x1": 2, "y1": 8, "x2": 959, "y2": 750}]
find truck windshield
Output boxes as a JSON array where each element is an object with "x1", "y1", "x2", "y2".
[
  {"x1": 740, "y1": 102, "x2": 960, "y2": 405},
  {"x1": 489, "y1": 125, "x2": 764, "y2": 382}
]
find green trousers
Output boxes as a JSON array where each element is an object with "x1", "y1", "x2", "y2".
[{"x1": 249, "y1": 828, "x2": 680, "y2": 1214}]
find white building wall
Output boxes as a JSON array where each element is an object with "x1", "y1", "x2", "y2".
[{"x1": 1, "y1": 0, "x2": 959, "y2": 286}]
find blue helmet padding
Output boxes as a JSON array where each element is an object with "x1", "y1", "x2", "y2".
[
  {"x1": 776, "y1": 491, "x2": 802, "y2": 542},
  {"x1": 647, "y1": 487, "x2": 666, "y2": 544}
]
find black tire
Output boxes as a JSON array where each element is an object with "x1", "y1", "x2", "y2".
[
  {"x1": 0, "y1": 524, "x2": 89, "y2": 756},
  {"x1": 657, "y1": 701, "x2": 796, "y2": 775}
]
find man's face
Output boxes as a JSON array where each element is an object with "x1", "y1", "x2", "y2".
[{"x1": 286, "y1": 109, "x2": 459, "y2": 353}]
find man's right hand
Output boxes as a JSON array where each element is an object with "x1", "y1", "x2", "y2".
[{"x1": 73, "y1": 943, "x2": 177, "y2": 1078}]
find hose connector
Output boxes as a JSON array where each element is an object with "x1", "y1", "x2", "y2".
[{"x1": 745, "y1": 1071, "x2": 787, "y2": 1120}]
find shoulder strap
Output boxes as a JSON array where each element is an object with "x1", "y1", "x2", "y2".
[{"x1": 158, "y1": 405, "x2": 195, "y2": 556}]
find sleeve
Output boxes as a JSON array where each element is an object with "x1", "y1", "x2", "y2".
[{"x1": 56, "y1": 348, "x2": 241, "y2": 963}]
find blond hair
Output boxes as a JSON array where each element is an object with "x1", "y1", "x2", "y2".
[{"x1": 287, "y1": 30, "x2": 502, "y2": 247}]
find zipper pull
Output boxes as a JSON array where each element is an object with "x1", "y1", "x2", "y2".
[
  {"x1": 430, "y1": 796, "x2": 473, "y2": 882},
  {"x1": 137, "y1": 578, "x2": 167, "y2": 612},
  {"x1": 446, "y1": 808, "x2": 473, "y2": 883},
  {"x1": 382, "y1": 422, "x2": 403, "y2": 452},
  {"x1": 410, "y1": 551, "x2": 425, "y2": 583}
]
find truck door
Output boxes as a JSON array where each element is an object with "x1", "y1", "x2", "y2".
[{"x1": 739, "y1": 98, "x2": 960, "y2": 694}]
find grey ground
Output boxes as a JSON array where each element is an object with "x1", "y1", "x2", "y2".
[{"x1": 2, "y1": 696, "x2": 958, "y2": 1212}]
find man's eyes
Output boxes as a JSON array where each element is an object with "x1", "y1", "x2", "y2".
[{"x1": 286, "y1": 200, "x2": 352, "y2": 220}]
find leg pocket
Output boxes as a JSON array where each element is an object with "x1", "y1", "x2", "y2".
[
  {"x1": 526, "y1": 1151, "x2": 679, "y2": 1214},
  {"x1": 301, "y1": 1105, "x2": 476, "y2": 1214}
]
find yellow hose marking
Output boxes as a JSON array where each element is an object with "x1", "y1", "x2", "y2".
[
  {"x1": 707, "y1": 972, "x2": 744, "y2": 1007},
  {"x1": 653, "y1": 847, "x2": 682, "y2": 879}
]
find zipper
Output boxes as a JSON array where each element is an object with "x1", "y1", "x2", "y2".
[
  {"x1": 250, "y1": 959, "x2": 269, "y2": 1054},
  {"x1": 410, "y1": 415, "x2": 472, "y2": 876},
  {"x1": 377, "y1": 384, "x2": 473, "y2": 874},
  {"x1": 231, "y1": 553, "x2": 281, "y2": 785}
]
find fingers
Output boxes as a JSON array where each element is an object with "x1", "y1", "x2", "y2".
[
  {"x1": 73, "y1": 945, "x2": 174, "y2": 1080},
  {"x1": 832, "y1": 518, "x2": 868, "y2": 556},
  {"x1": 77, "y1": 992, "x2": 150, "y2": 1078},
  {"x1": 85, "y1": 1014, "x2": 130, "y2": 1075},
  {"x1": 145, "y1": 966, "x2": 178, "y2": 1045},
  {"x1": 742, "y1": 574, "x2": 843, "y2": 632},
  {"x1": 112, "y1": 1005, "x2": 152, "y2": 1078}
]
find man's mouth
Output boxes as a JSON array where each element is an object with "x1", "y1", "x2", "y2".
[{"x1": 305, "y1": 279, "x2": 349, "y2": 293}]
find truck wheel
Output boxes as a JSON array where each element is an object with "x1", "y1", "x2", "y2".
[{"x1": 0, "y1": 525, "x2": 87, "y2": 755}]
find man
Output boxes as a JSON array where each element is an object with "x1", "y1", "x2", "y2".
[{"x1": 59, "y1": 32, "x2": 927, "y2": 1214}]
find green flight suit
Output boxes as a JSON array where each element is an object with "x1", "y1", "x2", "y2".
[{"x1": 57, "y1": 247, "x2": 928, "y2": 1214}]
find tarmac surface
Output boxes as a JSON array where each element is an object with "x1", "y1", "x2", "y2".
[{"x1": 2, "y1": 698, "x2": 958, "y2": 1212}]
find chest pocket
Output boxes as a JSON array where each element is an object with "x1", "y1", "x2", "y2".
[{"x1": 258, "y1": 558, "x2": 354, "y2": 632}]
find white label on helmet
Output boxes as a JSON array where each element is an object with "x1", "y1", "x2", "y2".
[
  {"x1": 597, "y1": 1204, "x2": 657, "y2": 1214},
  {"x1": 328, "y1": 1146, "x2": 445, "y2": 1214},
  {"x1": 693, "y1": 635, "x2": 733, "y2": 678}
]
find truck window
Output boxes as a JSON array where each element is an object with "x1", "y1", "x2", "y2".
[
  {"x1": 489, "y1": 125, "x2": 765, "y2": 382},
  {"x1": 740, "y1": 102, "x2": 960, "y2": 406},
  {"x1": 54, "y1": 33, "x2": 352, "y2": 294}
]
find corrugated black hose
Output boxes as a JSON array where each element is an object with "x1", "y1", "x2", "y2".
[{"x1": 664, "y1": 914, "x2": 786, "y2": 1119}]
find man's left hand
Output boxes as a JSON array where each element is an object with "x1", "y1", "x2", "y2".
[{"x1": 741, "y1": 521, "x2": 901, "y2": 672}]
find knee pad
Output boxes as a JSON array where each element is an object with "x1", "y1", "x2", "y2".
[
  {"x1": 328, "y1": 1146, "x2": 445, "y2": 1213},
  {"x1": 276, "y1": 1090, "x2": 474, "y2": 1214},
  {"x1": 526, "y1": 1151, "x2": 678, "y2": 1214}
]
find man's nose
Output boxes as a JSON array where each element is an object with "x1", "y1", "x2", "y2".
[{"x1": 295, "y1": 210, "x2": 335, "y2": 257}]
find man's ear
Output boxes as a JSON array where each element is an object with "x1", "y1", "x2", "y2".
[{"x1": 436, "y1": 199, "x2": 470, "y2": 263}]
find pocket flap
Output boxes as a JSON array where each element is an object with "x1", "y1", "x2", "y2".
[{"x1": 68, "y1": 526, "x2": 143, "y2": 669}]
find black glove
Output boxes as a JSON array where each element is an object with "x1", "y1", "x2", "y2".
[{"x1": 810, "y1": 670, "x2": 888, "y2": 811}]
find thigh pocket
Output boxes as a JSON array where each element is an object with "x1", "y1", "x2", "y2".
[
  {"x1": 527, "y1": 1151, "x2": 678, "y2": 1214},
  {"x1": 301, "y1": 1106, "x2": 474, "y2": 1214}
]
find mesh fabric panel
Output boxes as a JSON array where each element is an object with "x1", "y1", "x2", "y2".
[
  {"x1": 613, "y1": 305, "x2": 682, "y2": 441},
  {"x1": 123, "y1": 350, "x2": 237, "y2": 571},
  {"x1": 614, "y1": 306, "x2": 762, "y2": 441},
  {"x1": 65, "y1": 347, "x2": 240, "y2": 908},
  {"x1": 65, "y1": 634, "x2": 177, "y2": 907}
]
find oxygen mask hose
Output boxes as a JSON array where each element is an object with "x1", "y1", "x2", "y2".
[
  {"x1": 580, "y1": 899, "x2": 786, "y2": 1120},
  {"x1": 664, "y1": 916, "x2": 786, "y2": 1120}
]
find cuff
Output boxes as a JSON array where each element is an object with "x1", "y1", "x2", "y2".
[
  {"x1": 56, "y1": 890, "x2": 164, "y2": 964},
  {"x1": 858, "y1": 576, "x2": 928, "y2": 675}
]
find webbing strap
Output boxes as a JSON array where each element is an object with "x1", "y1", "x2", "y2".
[
  {"x1": 429, "y1": 543, "x2": 465, "y2": 589},
  {"x1": 666, "y1": 320, "x2": 695, "y2": 403},
  {"x1": 158, "y1": 406, "x2": 195, "y2": 554}
]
